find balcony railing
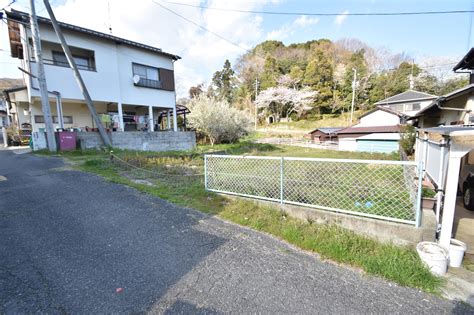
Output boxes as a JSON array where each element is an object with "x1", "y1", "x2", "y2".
[
  {"x1": 33, "y1": 58, "x2": 96, "y2": 71},
  {"x1": 134, "y1": 78, "x2": 163, "y2": 89}
]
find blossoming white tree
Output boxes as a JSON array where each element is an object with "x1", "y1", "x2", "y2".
[
  {"x1": 187, "y1": 94, "x2": 252, "y2": 145},
  {"x1": 255, "y1": 83, "x2": 317, "y2": 122}
]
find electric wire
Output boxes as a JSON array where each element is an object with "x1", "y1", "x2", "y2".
[{"x1": 158, "y1": 0, "x2": 474, "y2": 17}]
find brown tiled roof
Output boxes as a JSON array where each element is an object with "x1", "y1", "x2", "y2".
[{"x1": 336, "y1": 125, "x2": 401, "y2": 134}]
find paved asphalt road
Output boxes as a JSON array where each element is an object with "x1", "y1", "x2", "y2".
[{"x1": 0, "y1": 150, "x2": 472, "y2": 314}]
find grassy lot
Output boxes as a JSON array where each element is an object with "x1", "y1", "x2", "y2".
[
  {"x1": 36, "y1": 142, "x2": 440, "y2": 293},
  {"x1": 262, "y1": 111, "x2": 365, "y2": 132},
  {"x1": 206, "y1": 156, "x2": 416, "y2": 221},
  {"x1": 193, "y1": 140, "x2": 400, "y2": 160}
]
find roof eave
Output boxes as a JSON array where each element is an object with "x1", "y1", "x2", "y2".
[
  {"x1": 374, "y1": 96, "x2": 437, "y2": 106},
  {"x1": 453, "y1": 47, "x2": 474, "y2": 71},
  {"x1": 6, "y1": 9, "x2": 181, "y2": 61}
]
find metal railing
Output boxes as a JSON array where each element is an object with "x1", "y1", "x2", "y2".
[
  {"x1": 205, "y1": 155, "x2": 423, "y2": 226},
  {"x1": 134, "y1": 78, "x2": 163, "y2": 89}
]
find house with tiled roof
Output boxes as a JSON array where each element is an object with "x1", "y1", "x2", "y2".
[
  {"x1": 410, "y1": 50, "x2": 474, "y2": 128},
  {"x1": 374, "y1": 90, "x2": 438, "y2": 117},
  {"x1": 329, "y1": 90, "x2": 435, "y2": 153}
]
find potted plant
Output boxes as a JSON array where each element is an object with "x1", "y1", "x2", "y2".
[
  {"x1": 422, "y1": 187, "x2": 437, "y2": 210},
  {"x1": 6, "y1": 125, "x2": 20, "y2": 146}
]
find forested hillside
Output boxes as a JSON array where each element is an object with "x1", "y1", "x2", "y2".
[{"x1": 201, "y1": 38, "x2": 467, "y2": 120}]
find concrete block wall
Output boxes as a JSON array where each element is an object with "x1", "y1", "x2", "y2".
[
  {"x1": 76, "y1": 131, "x2": 196, "y2": 152},
  {"x1": 225, "y1": 195, "x2": 437, "y2": 247}
]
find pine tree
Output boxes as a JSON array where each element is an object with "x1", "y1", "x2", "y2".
[
  {"x1": 212, "y1": 59, "x2": 236, "y2": 104},
  {"x1": 303, "y1": 49, "x2": 334, "y2": 113}
]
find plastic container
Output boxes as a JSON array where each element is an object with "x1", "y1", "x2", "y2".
[
  {"x1": 416, "y1": 241, "x2": 449, "y2": 276},
  {"x1": 449, "y1": 239, "x2": 467, "y2": 268},
  {"x1": 55, "y1": 131, "x2": 77, "y2": 151}
]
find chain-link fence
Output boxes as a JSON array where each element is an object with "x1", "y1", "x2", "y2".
[{"x1": 205, "y1": 155, "x2": 423, "y2": 226}]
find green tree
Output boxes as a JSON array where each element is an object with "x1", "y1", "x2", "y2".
[
  {"x1": 260, "y1": 55, "x2": 280, "y2": 90},
  {"x1": 289, "y1": 65, "x2": 304, "y2": 88},
  {"x1": 212, "y1": 59, "x2": 236, "y2": 104},
  {"x1": 303, "y1": 49, "x2": 334, "y2": 113},
  {"x1": 340, "y1": 49, "x2": 370, "y2": 111},
  {"x1": 368, "y1": 62, "x2": 423, "y2": 105}
]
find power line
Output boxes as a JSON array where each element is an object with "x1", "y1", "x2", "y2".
[
  {"x1": 158, "y1": 0, "x2": 474, "y2": 17},
  {"x1": 151, "y1": 0, "x2": 253, "y2": 55},
  {"x1": 0, "y1": 0, "x2": 15, "y2": 12}
]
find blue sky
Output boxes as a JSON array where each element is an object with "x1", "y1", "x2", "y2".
[
  {"x1": 258, "y1": 0, "x2": 472, "y2": 57},
  {"x1": 1, "y1": 0, "x2": 472, "y2": 97}
]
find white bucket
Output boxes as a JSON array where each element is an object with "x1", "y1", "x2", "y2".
[
  {"x1": 416, "y1": 241, "x2": 449, "y2": 276},
  {"x1": 449, "y1": 239, "x2": 467, "y2": 268}
]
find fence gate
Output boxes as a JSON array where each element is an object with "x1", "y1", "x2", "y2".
[{"x1": 205, "y1": 155, "x2": 423, "y2": 226}]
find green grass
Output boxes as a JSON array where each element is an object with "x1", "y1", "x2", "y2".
[
  {"x1": 191, "y1": 139, "x2": 399, "y2": 161},
  {"x1": 264, "y1": 111, "x2": 365, "y2": 131},
  {"x1": 43, "y1": 138, "x2": 398, "y2": 161},
  {"x1": 41, "y1": 146, "x2": 442, "y2": 294}
]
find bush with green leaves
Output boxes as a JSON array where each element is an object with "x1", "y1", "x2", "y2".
[
  {"x1": 400, "y1": 124, "x2": 416, "y2": 155},
  {"x1": 187, "y1": 94, "x2": 252, "y2": 145}
]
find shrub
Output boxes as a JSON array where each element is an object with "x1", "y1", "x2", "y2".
[
  {"x1": 187, "y1": 94, "x2": 252, "y2": 145},
  {"x1": 422, "y1": 187, "x2": 436, "y2": 198},
  {"x1": 400, "y1": 124, "x2": 416, "y2": 155}
]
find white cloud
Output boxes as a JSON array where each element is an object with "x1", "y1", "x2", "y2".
[
  {"x1": 4, "y1": 0, "x2": 275, "y2": 98},
  {"x1": 266, "y1": 15, "x2": 319, "y2": 40},
  {"x1": 266, "y1": 25, "x2": 292, "y2": 40},
  {"x1": 294, "y1": 15, "x2": 319, "y2": 27},
  {"x1": 334, "y1": 10, "x2": 349, "y2": 25}
]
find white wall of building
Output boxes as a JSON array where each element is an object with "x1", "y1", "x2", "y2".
[
  {"x1": 379, "y1": 100, "x2": 433, "y2": 117},
  {"x1": 24, "y1": 23, "x2": 176, "y2": 108},
  {"x1": 356, "y1": 110, "x2": 400, "y2": 127},
  {"x1": 338, "y1": 138, "x2": 358, "y2": 151}
]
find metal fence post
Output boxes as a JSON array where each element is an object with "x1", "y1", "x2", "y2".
[
  {"x1": 280, "y1": 157, "x2": 284, "y2": 205},
  {"x1": 204, "y1": 155, "x2": 208, "y2": 191},
  {"x1": 415, "y1": 160, "x2": 424, "y2": 228}
]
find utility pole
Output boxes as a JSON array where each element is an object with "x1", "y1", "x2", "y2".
[
  {"x1": 43, "y1": 0, "x2": 111, "y2": 146},
  {"x1": 29, "y1": 0, "x2": 57, "y2": 151},
  {"x1": 349, "y1": 68, "x2": 357, "y2": 125},
  {"x1": 409, "y1": 59, "x2": 415, "y2": 89},
  {"x1": 254, "y1": 77, "x2": 259, "y2": 131}
]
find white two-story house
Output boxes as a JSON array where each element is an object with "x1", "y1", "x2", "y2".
[{"x1": 5, "y1": 9, "x2": 182, "y2": 135}]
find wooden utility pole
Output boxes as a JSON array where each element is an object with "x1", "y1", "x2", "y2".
[
  {"x1": 254, "y1": 77, "x2": 259, "y2": 131},
  {"x1": 29, "y1": 0, "x2": 57, "y2": 151},
  {"x1": 349, "y1": 68, "x2": 357, "y2": 125},
  {"x1": 43, "y1": 0, "x2": 111, "y2": 146}
]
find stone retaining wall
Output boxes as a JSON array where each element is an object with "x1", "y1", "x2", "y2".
[{"x1": 77, "y1": 131, "x2": 196, "y2": 151}]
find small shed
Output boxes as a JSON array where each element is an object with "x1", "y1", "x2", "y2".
[
  {"x1": 337, "y1": 125, "x2": 401, "y2": 153},
  {"x1": 308, "y1": 127, "x2": 343, "y2": 143}
]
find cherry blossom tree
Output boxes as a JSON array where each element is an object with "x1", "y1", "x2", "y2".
[{"x1": 255, "y1": 84, "x2": 317, "y2": 122}]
